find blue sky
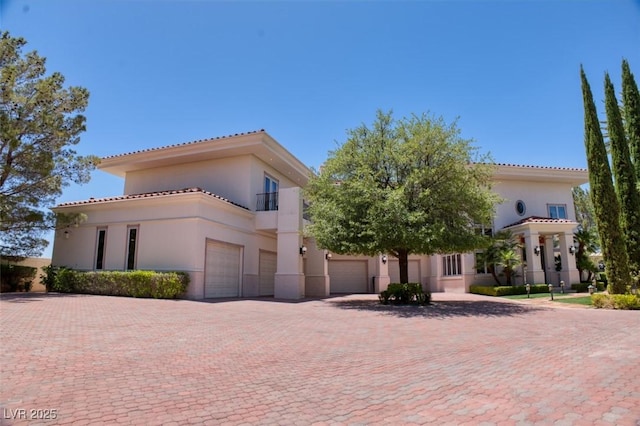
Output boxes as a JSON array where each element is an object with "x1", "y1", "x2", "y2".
[{"x1": 2, "y1": 0, "x2": 639, "y2": 258}]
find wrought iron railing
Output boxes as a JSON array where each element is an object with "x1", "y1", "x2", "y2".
[{"x1": 256, "y1": 192, "x2": 278, "y2": 211}]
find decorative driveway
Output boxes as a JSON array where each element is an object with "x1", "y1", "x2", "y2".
[{"x1": 1, "y1": 292, "x2": 638, "y2": 425}]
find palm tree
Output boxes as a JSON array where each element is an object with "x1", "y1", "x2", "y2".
[{"x1": 476, "y1": 230, "x2": 523, "y2": 286}]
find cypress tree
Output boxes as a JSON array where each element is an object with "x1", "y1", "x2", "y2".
[
  {"x1": 604, "y1": 73, "x2": 640, "y2": 277},
  {"x1": 621, "y1": 60, "x2": 640, "y2": 184},
  {"x1": 580, "y1": 67, "x2": 630, "y2": 294}
]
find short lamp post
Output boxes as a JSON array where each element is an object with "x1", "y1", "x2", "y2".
[
  {"x1": 548, "y1": 283, "x2": 554, "y2": 301},
  {"x1": 559, "y1": 280, "x2": 565, "y2": 294},
  {"x1": 525, "y1": 283, "x2": 531, "y2": 298},
  {"x1": 588, "y1": 284, "x2": 595, "y2": 295}
]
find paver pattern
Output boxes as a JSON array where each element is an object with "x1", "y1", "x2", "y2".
[{"x1": 1, "y1": 292, "x2": 638, "y2": 425}]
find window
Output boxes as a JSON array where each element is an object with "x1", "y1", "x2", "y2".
[
  {"x1": 95, "y1": 228, "x2": 107, "y2": 270},
  {"x1": 262, "y1": 175, "x2": 279, "y2": 211},
  {"x1": 548, "y1": 204, "x2": 567, "y2": 219},
  {"x1": 126, "y1": 226, "x2": 139, "y2": 270},
  {"x1": 474, "y1": 226, "x2": 493, "y2": 274},
  {"x1": 442, "y1": 254, "x2": 462, "y2": 276},
  {"x1": 515, "y1": 200, "x2": 526, "y2": 216}
]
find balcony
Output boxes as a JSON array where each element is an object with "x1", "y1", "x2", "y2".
[{"x1": 256, "y1": 192, "x2": 278, "y2": 211}]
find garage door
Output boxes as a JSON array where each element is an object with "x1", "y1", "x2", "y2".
[
  {"x1": 329, "y1": 260, "x2": 368, "y2": 293},
  {"x1": 259, "y1": 251, "x2": 277, "y2": 296},
  {"x1": 205, "y1": 240, "x2": 241, "y2": 298},
  {"x1": 389, "y1": 259, "x2": 420, "y2": 284}
]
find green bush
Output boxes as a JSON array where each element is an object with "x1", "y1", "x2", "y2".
[
  {"x1": 592, "y1": 293, "x2": 640, "y2": 310},
  {"x1": 571, "y1": 282, "x2": 606, "y2": 293},
  {"x1": 1, "y1": 264, "x2": 37, "y2": 292},
  {"x1": 469, "y1": 284, "x2": 549, "y2": 297},
  {"x1": 379, "y1": 283, "x2": 430, "y2": 305},
  {"x1": 49, "y1": 269, "x2": 189, "y2": 299}
]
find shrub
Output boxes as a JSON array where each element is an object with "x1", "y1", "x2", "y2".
[
  {"x1": 379, "y1": 283, "x2": 430, "y2": 305},
  {"x1": 0, "y1": 264, "x2": 37, "y2": 292},
  {"x1": 469, "y1": 284, "x2": 549, "y2": 297},
  {"x1": 591, "y1": 293, "x2": 640, "y2": 310},
  {"x1": 50, "y1": 269, "x2": 189, "y2": 299},
  {"x1": 571, "y1": 282, "x2": 606, "y2": 293}
]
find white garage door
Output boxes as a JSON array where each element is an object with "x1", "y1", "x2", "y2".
[
  {"x1": 205, "y1": 240, "x2": 241, "y2": 298},
  {"x1": 329, "y1": 260, "x2": 368, "y2": 293},
  {"x1": 259, "y1": 251, "x2": 277, "y2": 296},
  {"x1": 389, "y1": 259, "x2": 421, "y2": 284}
]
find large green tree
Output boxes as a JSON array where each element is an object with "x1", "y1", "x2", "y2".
[
  {"x1": 621, "y1": 59, "x2": 640, "y2": 183},
  {"x1": 604, "y1": 72, "x2": 640, "y2": 275},
  {"x1": 580, "y1": 66, "x2": 630, "y2": 294},
  {"x1": 0, "y1": 32, "x2": 98, "y2": 258},
  {"x1": 305, "y1": 110, "x2": 500, "y2": 283}
]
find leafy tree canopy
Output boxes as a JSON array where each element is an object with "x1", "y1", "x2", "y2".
[
  {"x1": 304, "y1": 110, "x2": 501, "y2": 283},
  {"x1": 0, "y1": 31, "x2": 98, "y2": 258}
]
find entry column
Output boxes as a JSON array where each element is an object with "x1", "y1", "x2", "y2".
[{"x1": 274, "y1": 187, "x2": 305, "y2": 299}]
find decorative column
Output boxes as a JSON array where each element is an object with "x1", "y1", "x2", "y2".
[
  {"x1": 524, "y1": 231, "x2": 545, "y2": 284},
  {"x1": 274, "y1": 187, "x2": 305, "y2": 299},
  {"x1": 544, "y1": 235, "x2": 556, "y2": 285}
]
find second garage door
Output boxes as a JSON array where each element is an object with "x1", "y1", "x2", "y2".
[
  {"x1": 389, "y1": 259, "x2": 421, "y2": 284},
  {"x1": 329, "y1": 260, "x2": 368, "y2": 293},
  {"x1": 259, "y1": 251, "x2": 277, "y2": 296},
  {"x1": 204, "y1": 240, "x2": 241, "y2": 298}
]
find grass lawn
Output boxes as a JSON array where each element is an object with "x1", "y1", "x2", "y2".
[
  {"x1": 503, "y1": 293, "x2": 558, "y2": 300},
  {"x1": 553, "y1": 296, "x2": 593, "y2": 306}
]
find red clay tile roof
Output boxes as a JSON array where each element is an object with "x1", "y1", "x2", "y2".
[
  {"x1": 494, "y1": 163, "x2": 587, "y2": 172},
  {"x1": 503, "y1": 216, "x2": 577, "y2": 228},
  {"x1": 56, "y1": 187, "x2": 249, "y2": 210},
  {"x1": 102, "y1": 129, "x2": 266, "y2": 159}
]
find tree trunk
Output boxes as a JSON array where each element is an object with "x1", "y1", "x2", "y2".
[{"x1": 397, "y1": 248, "x2": 409, "y2": 284}]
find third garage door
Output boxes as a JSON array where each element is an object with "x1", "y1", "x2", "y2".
[
  {"x1": 329, "y1": 260, "x2": 368, "y2": 293},
  {"x1": 204, "y1": 240, "x2": 241, "y2": 298}
]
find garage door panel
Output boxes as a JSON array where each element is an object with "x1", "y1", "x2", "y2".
[
  {"x1": 329, "y1": 260, "x2": 368, "y2": 293},
  {"x1": 389, "y1": 259, "x2": 420, "y2": 283},
  {"x1": 259, "y1": 251, "x2": 277, "y2": 296},
  {"x1": 205, "y1": 240, "x2": 241, "y2": 298}
]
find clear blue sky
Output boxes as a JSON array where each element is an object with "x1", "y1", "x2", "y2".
[{"x1": 1, "y1": 0, "x2": 639, "y2": 258}]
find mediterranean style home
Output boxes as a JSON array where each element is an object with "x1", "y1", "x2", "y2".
[{"x1": 51, "y1": 130, "x2": 588, "y2": 300}]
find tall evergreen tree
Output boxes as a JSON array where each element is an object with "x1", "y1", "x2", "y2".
[
  {"x1": 604, "y1": 73, "x2": 640, "y2": 276},
  {"x1": 580, "y1": 67, "x2": 630, "y2": 294},
  {"x1": 621, "y1": 59, "x2": 640, "y2": 183}
]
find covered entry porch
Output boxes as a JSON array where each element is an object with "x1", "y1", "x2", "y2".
[{"x1": 503, "y1": 217, "x2": 580, "y2": 286}]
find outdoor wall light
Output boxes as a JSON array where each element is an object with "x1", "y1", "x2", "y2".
[
  {"x1": 534, "y1": 246, "x2": 540, "y2": 256},
  {"x1": 325, "y1": 252, "x2": 332, "y2": 260},
  {"x1": 299, "y1": 246, "x2": 307, "y2": 256},
  {"x1": 569, "y1": 245, "x2": 576, "y2": 255},
  {"x1": 381, "y1": 255, "x2": 388, "y2": 264}
]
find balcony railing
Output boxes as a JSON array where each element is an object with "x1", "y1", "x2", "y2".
[{"x1": 256, "y1": 192, "x2": 278, "y2": 211}]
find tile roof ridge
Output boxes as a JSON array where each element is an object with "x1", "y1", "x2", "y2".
[{"x1": 103, "y1": 129, "x2": 266, "y2": 159}]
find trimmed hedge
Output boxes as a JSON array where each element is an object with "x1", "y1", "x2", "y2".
[
  {"x1": 1, "y1": 264, "x2": 37, "y2": 292},
  {"x1": 469, "y1": 284, "x2": 550, "y2": 297},
  {"x1": 49, "y1": 268, "x2": 189, "y2": 299},
  {"x1": 379, "y1": 283, "x2": 431, "y2": 305},
  {"x1": 571, "y1": 282, "x2": 606, "y2": 293},
  {"x1": 592, "y1": 293, "x2": 640, "y2": 310}
]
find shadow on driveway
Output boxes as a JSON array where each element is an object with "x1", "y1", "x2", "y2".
[
  {"x1": 0, "y1": 292, "x2": 84, "y2": 303},
  {"x1": 327, "y1": 298, "x2": 547, "y2": 319}
]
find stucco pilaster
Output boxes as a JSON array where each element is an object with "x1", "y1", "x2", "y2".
[
  {"x1": 305, "y1": 238, "x2": 330, "y2": 297},
  {"x1": 274, "y1": 187, "x2": 305, "y2": 299},
  {"x1": 559, "y1": 232, "x2": 580, "y2": 285},
  {"x1": 374, "y1": 255, "x2": 391, "y2": 293}
]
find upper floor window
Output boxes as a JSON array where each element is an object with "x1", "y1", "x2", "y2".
[
  {"x1": 548, "y1": 204, "x2": 567, "y2": 219},
  {"x1": 95, "y1": 228, "x2": 107, "y2": 270},
  {"x1": 258, "y1": 175, "x2": 279, "y2": 211}
]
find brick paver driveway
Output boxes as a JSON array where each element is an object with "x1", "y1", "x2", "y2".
[{"x1": 1, "y1": 292, "x2": 638, "y2": 425}]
